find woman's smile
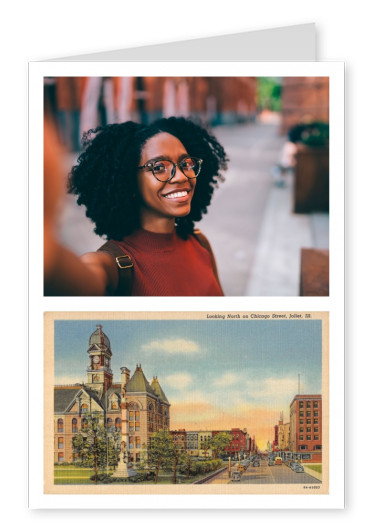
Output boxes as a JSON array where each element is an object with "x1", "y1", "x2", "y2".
[{"x1": 137, "y1": 132, "x2": 196, "y2": 231}]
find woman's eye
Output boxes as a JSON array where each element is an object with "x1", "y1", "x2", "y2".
[
  {"x1": 153, "y1": 162, "x2": 167, "y2": 173},
  {"x1": 182, "y1": 158, "x2": 195, "y2": 169}
]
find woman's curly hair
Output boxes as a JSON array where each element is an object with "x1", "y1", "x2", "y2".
[{"x1": 68, "y1": 116, "x2": 228, "y2": 240}]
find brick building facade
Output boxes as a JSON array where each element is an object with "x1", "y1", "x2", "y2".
[{"x1": 289, "y1": 394, "x2": 322, "y2": 463}]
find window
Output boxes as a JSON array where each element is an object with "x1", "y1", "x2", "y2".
[
  {"x1": 314, "y1": 410, "x2": 319, "y2": 417},
  {"x1": 314, "y1": 401, "x2": 319, "y2": 408},
  {"x1": 57, "y1": 418, "x2": 64, "y2": 433},
  {"x1": 72, "y1": 418, "x2": 77, "y2": 433},
  {"x1": 299, "y1": 401, "x2": 304, "y2": 408},
  {"x1": 58, "y1": 437, "x2": 64, "y2": 449},
  {"x1": 136, "y1": 437, "x2": 141, "y2": 449},
  {"x1": 107, "y1": 418, "x2": 113, "y2": 428},
  {"x1": 314, "y1": 427, "x2": 319, "y2": 433},
  {"x1": 115, "y1": 418, "x2": 121, "y2": 431},
  {"x1": 81, "y1": 403, "x2": 88, "y2": 414},
  {"x1": 307, "y1": 435, "x2": 311, "y2": 440},
  {"x1": 314, "y1": 435, "x2": 319, "y2": 440},
  {"x1": 314, "y1": 445, "x2": 322, "y2": 450},
  {"x1": 306, "y1": 427, "x2": 311, "y2": 433},
  {"x1": 129, "y1": 437, "x2": 134, "y2": 449},
  {"x1": 58, "y1": 452, "x2": 64, "y2": 462},
  {"x1": 299, "y1": 411, "x2": 304, "y2": 417},
  {"x1": 299, "y1": 419, "x2": 304, "y2": 425},
  {"x1": 82, "y1": 418, "x2": 88, "y2": 429},
  {"x1": 306, "y1": 401, "x2": 311, "y2": 408},
  {"x1": 299, "y1": 445, "x2": 308, "y2": 450},
  {"x1": 314, "y1": 419, "x2": 319, "y2": 425},
  {"x1": 306, "y1": 411, "x2": 311, "y2": 417},
  {"x1": 306, "y1": 419, "x2": 311, "y2": 424},
  {"x1": 299, "y1": 435, "x2": 304, "y2": 441},
  {"x1": 299, "y1": 428, "x2": 304, "y2": 433}
]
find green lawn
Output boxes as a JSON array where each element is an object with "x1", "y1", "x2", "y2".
[
  {"x1": 55, "y1": 466, "x2": 103, "y2": 485},
  {"x1": 54, "y1": 466, "x2": 222, "y2": 485},
  {"x1": 304, "y1": 464, "x2": 322, "y2": 474}
]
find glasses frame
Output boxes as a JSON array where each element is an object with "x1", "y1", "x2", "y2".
[{"x1": 138, "y1": 156, "x2": 203, "y2": 182}]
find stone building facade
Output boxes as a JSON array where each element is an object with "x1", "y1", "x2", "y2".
[{"x1": 54, "y1": 325, "x2": 170, "y2": 465}]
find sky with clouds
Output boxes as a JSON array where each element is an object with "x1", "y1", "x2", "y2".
[{"x1": 54, "y1": 318, "x2": 322, "y2": 449}]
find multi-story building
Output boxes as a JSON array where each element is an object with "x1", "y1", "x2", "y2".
[
  {"x1": 289, "y1": 394, "x2": 322, "y2": 463},
  {"x1": 278, "y1": 422, "x2": 290, "y2": 451},
  {"x1": 186, "y1": 431, "x2": 199, "y2": 456},
  {"x1": 170, "y1": 429, "x2": 187, "y2": 451},
  {"x1": 54, "y1": 324, "x2": 170, "y2": 465},
  {"x1": 212, "y1": 428, "x2": 248, "y2": 459}
]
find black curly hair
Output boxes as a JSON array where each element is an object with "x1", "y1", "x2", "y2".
[{"x1": 68, "y1": 116, "x2": 228, "y2": 240}]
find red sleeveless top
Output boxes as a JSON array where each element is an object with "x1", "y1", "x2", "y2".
[{"x1": 114, "y1": 229, "x2": 223, "y2": 296}]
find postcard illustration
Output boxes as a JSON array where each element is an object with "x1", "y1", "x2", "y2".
[{"x1": 44, "y1": 311, "x2": 328, "y2": 495}]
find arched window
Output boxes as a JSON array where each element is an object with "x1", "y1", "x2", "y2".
[
  {"x1": 72, "y1": 418, "x2": 78, "y2": 433},
  {"x1": 82, "y1": 418, "x2": 88, "y2": 429},
  {"x1": 57, "y1": 418, "x2": 64, "y2": 433},
  {"x1": 115, "y1": 418, "x2": 121, "y2": 431},
  {"x1": 81, "y1": 403, "x2": 88, "y2": 415},
  {"x1": 107, "y1": 418, "x2": 113, "y2": 429}
]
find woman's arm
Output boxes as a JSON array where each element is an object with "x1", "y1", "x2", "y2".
[
  {"x1": 44, "y1": 230, "x2": 118, "y2": 295},
  {"x1": 44, "y1": 118, "x2": 118, "y2": 296}
]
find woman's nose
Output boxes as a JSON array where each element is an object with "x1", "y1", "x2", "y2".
[{"x1": 169, "y1": 165, "x2": 187, "y2": 182}]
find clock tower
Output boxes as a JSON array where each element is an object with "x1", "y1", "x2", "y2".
[{"x1": 87, "y1": 324, "x2": 113, "y2": 396}]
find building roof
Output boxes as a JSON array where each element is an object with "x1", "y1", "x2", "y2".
[
  {"x1": 89, "y1": 324, "x2": 111, "y2": 352},
  {"x1": 54, "y1": 385, "x2": 104, "y2": 414},
  {"x1": 151, "y1": 377, "x2": 169, "y2": 404},
  {"x1": 125, "y1": 364, "x2": 155, "y2": 395}
]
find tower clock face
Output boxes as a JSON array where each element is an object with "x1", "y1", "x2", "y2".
[{"x1": 93, "y1": 355, "x2": 100, "y2": 364}]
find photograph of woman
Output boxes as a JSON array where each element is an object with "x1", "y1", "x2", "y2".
[{"x1": 44, "y1": 116, "x2": 227, "y2": 296}]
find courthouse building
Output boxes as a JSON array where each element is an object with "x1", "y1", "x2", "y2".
[{"x1": 54, "y1": 325, "x2": 170, "y2": 464}]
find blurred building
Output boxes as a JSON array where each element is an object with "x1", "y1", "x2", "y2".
[
  {"x1": 45, "y1": 76, "x2": 258, "y2": 151},
  {"x1": 280, "y1": 77, "x2": 329, "y2": 135}
]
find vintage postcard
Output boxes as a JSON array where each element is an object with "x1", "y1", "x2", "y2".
[{"x1": 43, "y1": 311, "x2": 329, "y2": 504}]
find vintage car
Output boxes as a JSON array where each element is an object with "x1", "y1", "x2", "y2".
[
  {"x1": 231, "y1": 471, "x2": 242, "y2": 482},
  {"x1": 274, "y1": 457, "x2": 283, "y2": 465}
]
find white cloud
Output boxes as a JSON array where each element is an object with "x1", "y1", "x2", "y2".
[
  {"x1": 249, "y1": 377, "x2": 299, "y2": 403},
  {"x1": 141, "y1": 338, "x2": 200, "y2": 354},
  {"x1": 164, "y1": 372, "x2": 193, "y2": 390},
  {"x1": 213, "y1": 372, "x2": 241, "y2": 387}
]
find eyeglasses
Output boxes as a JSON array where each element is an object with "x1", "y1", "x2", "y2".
[{"x1": 138, "y1": 156, "x2": 203, "y2": 182}]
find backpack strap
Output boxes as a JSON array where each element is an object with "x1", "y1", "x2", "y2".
[
  {"x1": 97, "y1": 241, "x2": 133, "y2": 296},
  {"x1": 193, "y1": 229, "x2": 223, "y2": 294}
]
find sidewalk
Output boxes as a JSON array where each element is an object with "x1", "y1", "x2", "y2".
[{"x1": 245, "y1": 174, "x2": 329, "y2": 296}]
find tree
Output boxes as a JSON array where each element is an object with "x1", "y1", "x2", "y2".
[
  {"x1": 209, "y1": 432, "x2": 233, "y2": 459},
  {"x1": 200, "y1": 438, "x2": 211, "y2": 458},
  {"x1": 148, "y1": 430, "x2": 175, "y2": 484},
  {"x1": 72, "y1": 414, "x2": 120, "y2": 483}
]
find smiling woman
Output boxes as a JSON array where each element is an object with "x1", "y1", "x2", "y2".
[{"x1": 44, "y1": 117, "x2": 228, "y2": 296}]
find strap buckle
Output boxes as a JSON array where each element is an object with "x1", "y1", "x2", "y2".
[{"x1": 115, "y1": 255, "x2": 133, "y2": 269}]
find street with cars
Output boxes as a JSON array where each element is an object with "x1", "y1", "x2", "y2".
[{"x1": 204, "y1": 455, "x2": 321, "y2": 485}]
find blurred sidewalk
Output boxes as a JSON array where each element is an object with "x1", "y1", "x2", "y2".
[{"x1": 198, "y1": 121, "x2": 329, "y2": 296}]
